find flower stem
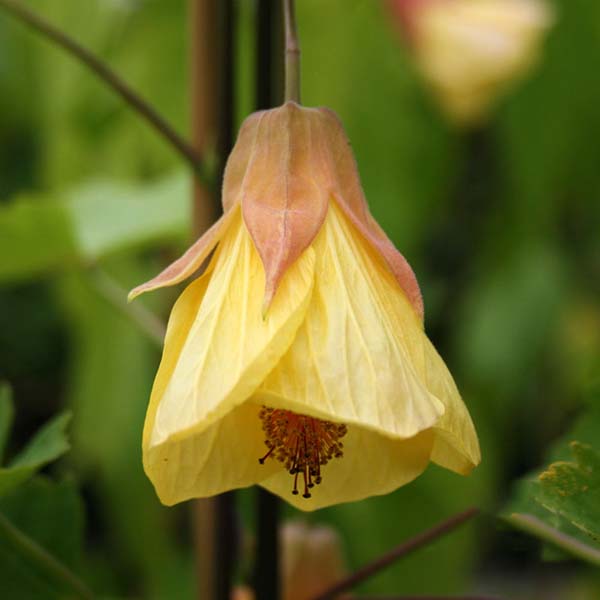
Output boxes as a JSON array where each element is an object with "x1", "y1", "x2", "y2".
[
  {"x1": 0, "y1": 510, "x2": 95, "y2": 600},
  {"x1": 312, "y1": 507, "x2": 480, "y2": 600},
  {"x1": 0, "y1": 0, "x2": 209, "y2": 183},
  {"x1": 252, "y1": 6, "x2": 282, "y2": 600},
  {"x1": 282, "y1": 0, "x2": 301, "y2": 103},
  {"x1": 254, "y1": 489, "x2": 281, "y2": 600}
]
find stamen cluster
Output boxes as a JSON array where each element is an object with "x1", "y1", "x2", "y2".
[{"x1": 258, "y1": 407, "x2": 347, "y2": 498}]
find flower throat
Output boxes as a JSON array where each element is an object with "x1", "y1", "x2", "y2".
[{"x1": 258, "y1": 407, "x2": 347, "y2": 498}]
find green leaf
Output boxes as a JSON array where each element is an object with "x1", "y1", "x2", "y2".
[
  {"x1": 0, "y1": 477, "x2": 90, "y2": 599},
  {"x1": 536, "y1": 442, "x2": 600, "y2": 543},
  {"x1": 0, "y1": 171, "x2": 189, "y2": 284},
  {"x1": 0, "y1": 196, "x2": 77, "y2": 283},
  {"x1": 0, "y1": 383, "x2": 14, "y2": 463},
  {"x1": 0, "y1": 412, "x2": 71, "y2": 497},
  {"x1": 503, "y1": 389, "x2": 600, "y2": 565}
]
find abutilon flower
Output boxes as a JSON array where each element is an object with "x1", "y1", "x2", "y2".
[
  {"x1": 388, "y1": 0, "x2": 553, "y2": 124},
  {"x1": 130, "y1": 102, "x2": 480, "y2": 511}
]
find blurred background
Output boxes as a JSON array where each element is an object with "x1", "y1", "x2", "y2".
[{"x1": 0, "y1": 0, "x2": 599, "y2": 598}]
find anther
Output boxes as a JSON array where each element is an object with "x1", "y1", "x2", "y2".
[{"x1": 257, "y1": 406, "x2": 348, "y2": 499}]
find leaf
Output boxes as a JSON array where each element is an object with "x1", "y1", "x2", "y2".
[
  {"x1": 0, "y1": 412, "x2": 71, "y2": 497},
  {"x1": 0, "y1": 477, "x2": 88, "y2": 599},
  {"x1": 0, "y1": 383, "x2": 14, "y2": 463},
  {"x1": 503, "y1": 389, "x2": 600, "y2": 565},
  {"x1": 0, "y1": 196, "x2": 77, "y2": 283},
  {"x1": 536, "y1": 442, "x2": 600, "y2": 543},
  {"x1": 0, "y1": 171, "x2": 190, "y2": 284}
]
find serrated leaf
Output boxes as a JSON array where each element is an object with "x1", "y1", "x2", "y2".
[
  {"x1": 536, "y1": 442, "x2": 600, "y2": 543},
  {"x1": 0, "y1": 412, "x2": 71, "y2": 497},
  {"x1": 0, "y1": 383, "x2": 14, "y2": 462},
  {"x1": 503, "y1": 389, "x2": 600, "y2": 565}
]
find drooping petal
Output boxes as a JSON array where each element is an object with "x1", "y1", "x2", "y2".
[
  {"x1": 255, "y1": 202, "x2": 444, "y2": 439},
  {"x1": 128, "y1": 208, "x2": 238, "y2": 301},
  {"x1": 143, "y1": 209, "x2": 315, "y2": 463},
  {"x1": 237, "y1": 103, "x2": 330, "y2": 309},
  {"x1": 143, "y1": 265, "x2": 279, "y2": 503},
  {"x1": 146, "y1": 402, "x2": 281, "y2": 505},
  {"x1": 260, "y1": 426, "x2": 434, "y2": 511},
  {"x1": 423, "y1": 338, "x2": 481, "y2": 474},
  {"x1": 315, "y1": 108, "x2": 425, "y2": 319}
]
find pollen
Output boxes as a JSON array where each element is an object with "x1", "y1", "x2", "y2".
[{"x1": 258, "y1": 407, "x2": 347, "y2": 498}]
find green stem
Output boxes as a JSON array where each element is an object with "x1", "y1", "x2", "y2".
[
  {"x1": 0, "y1": 510, "x2": 95, "y2": 600},
  {"x1": 508, "y1": 512, "x2": 600, "y2": 566},
  {"x1": 282, "y1": 0, "x2": 300, "y2": 103},
  {"x1": 89, "y1": 269, "x2": 166, "y2": 348},
  {"x1": 0, "y1": 0, "x2": 211, "y2": 184}
]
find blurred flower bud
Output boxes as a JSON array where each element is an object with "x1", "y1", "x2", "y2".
[
  {"x1": 231, "y1": 585, "x2": 256, "y2": 600},
  {"x1": 281, "y1": 521, "x2": 349, "y2": 600},
  {"x1": 388, "y1": 0, "x2": 554, "y2": 125}
]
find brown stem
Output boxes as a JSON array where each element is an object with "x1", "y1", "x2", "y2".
[
  {"x1": 0, "y1": 0, "x2": 208, "y2": 181},
  {"x1": 312, "y1": 508, "x2": 480, "y2": 600},
  {"x1": 189, "y1": 1, "x2": 237, "y2": 599},
  {"x1": 282, "y1": 0, "x2": 300, "y2": 103}
]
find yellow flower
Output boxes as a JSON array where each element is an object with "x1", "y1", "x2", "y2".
[
  {"x1": 393, "y1": 0, "x2": 553, "y2": 124},
  {"x1": 130, "y1": 102, "x2": 480, "y2": 511}
]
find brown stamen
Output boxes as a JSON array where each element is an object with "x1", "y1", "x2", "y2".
[{"x1": 258, "y1": 406, "x2": 348, "y2": 498}]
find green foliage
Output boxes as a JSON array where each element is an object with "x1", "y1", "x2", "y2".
[
  {"x1": 0, "y1": 172, "x2": 189, "y2": 284},
  {"x1": 0, "y1": 385, "x2": 71, "y2": 497},
  {"x1": 0, "y1": 386, "x2": 90, "y2": 599},
  {"x1": 0, "y1": 478, "x2": 87, "y2": 600},
  {"x1": 505, "y1": 389, "x2": 600, "y2": 565},
  {"x1": 537, "y1": 442, "x2": 600, "y2": 543},
  {"x1": 0, "y1": 384, "x2": 14, "y2": 462}
]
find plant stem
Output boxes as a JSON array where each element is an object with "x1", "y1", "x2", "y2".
[
  {"x1": 252, "y1": 6, "x2": 282, "y2": 598},
  {"x1": 312, "y1": 507, "x2": 480, "y2": 600},
  {"x1": 89, "y1": 269, "x2": 166, "y2": 348},
  {"x1": 254, "y1": 489, "x2": 281, "y2": 599},
  {"x1": 0, "y1": 0, "x2": 209, "y2": 182},
  {"x1": 189, "y1": 1, "x2": 237, "y2": 599},
  {"x1": 508, "y1": 512, "x2": 600, "y2": 566},
  {"x1": 282, "y1": 0, "x2": 301, "y2": 103},
  {"x1": 0, "y1": 510, "x2": 95, "y2": 600}
]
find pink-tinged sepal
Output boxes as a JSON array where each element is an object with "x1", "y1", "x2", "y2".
[
  {"x1": 226, "y1": 103, "x2": 330, "y2": 311},
  {"x1": 128, "y1": 208, "x2": 237, "y2": 301},
  {"x1": 316, "y1": 107, "x2": 425, "y2": 320}
]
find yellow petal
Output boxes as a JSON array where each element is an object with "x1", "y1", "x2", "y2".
[
  {"x1": 256, "y1": 202, "x2": 444, "y2": 439},
  {"x1": 260, "y1": 425, "x2": 434, "y2": 511},
  {"x1": 424, "y1": 338, "x2": 481, "y2": 474},
  {"x1": 143, "y1": 211, "x2": 316, "y2": 503},
  {"x1": 145, "y1": 402, "x2": 281, "y2": 505}
]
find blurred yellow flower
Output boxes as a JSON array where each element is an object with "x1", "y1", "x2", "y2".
[
  {"x1": 130, "y1": 102, "x2": 480, "y2": 511},
  {"x1": 392, "y1": 0, "x2": 553, "y2": 124}
]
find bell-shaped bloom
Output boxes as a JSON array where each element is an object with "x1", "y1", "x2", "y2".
[
  {"x1": 130, "y1": 102, "x2": 480, "y2": 511},
  {"x1": 388, "y1": 0, "x2": 553, "y2": 124}
]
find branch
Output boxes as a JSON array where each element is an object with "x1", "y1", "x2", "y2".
[
  {"x1": 0, "y1": 0, "x2": 211, "y2": 184},
  {"x1": 312, "y1": 507, "x2": 480, "y2": 600}
]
